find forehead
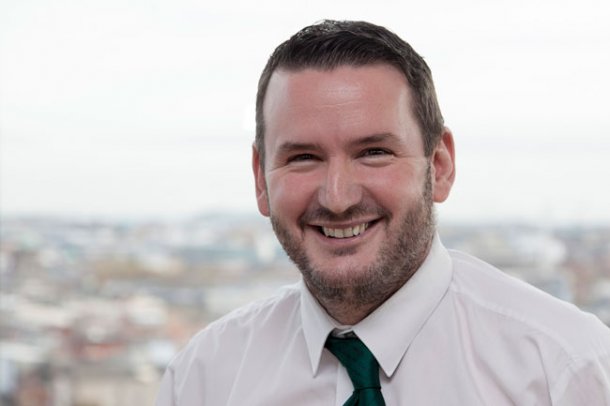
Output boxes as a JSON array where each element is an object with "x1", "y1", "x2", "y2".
[
  {"x1": 264, "y1": 63, "x2": 410, "y2": 110},
  {"x1": 262, "y1": 64, "x2": 422, "y2": 154}
]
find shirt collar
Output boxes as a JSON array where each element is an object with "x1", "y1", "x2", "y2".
[
  {"x1": 300, "y1": 233, "x2": 453, "y2": 377},
  {"x1": 300, "y1": 278, "x2": 338, "y2": 375}
]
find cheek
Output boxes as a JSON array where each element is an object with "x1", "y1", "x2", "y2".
[
  {"x1": 360, "y1": 166, "x2": 425, "y2": 208},
  {"x1": 267, "y1": 173, "x2": 319, "y2": 217}
]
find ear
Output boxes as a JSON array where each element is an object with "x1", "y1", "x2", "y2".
[
  {"x1": 252, "y1": 145, "x2": 270, "y2": 217},
  {"x1": 431, "y1": 128, "x2": 456, "y2": 203}
]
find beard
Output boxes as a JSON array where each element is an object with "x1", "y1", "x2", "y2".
[{"x1": 270, "y1": 163, "x2": 436, "y2": 310}]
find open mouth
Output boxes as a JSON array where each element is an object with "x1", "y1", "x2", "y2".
[{"x1": 317, "y1": 220, "x2": 379, "y2": 239}]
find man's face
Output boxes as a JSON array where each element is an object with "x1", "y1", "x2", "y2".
[{"x1": 253, "y1": 64, "x2": 454, "y2": 307}]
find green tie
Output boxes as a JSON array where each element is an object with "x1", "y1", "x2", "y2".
[{"x1": 325, "y1": 335, "x2": 386, "y2": 406}]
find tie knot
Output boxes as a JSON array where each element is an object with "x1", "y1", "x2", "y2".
[{"x1": 325, "y1": 335, "x2": 381, "y2": 390}]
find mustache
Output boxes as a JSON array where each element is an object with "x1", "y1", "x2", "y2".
[{"x1": 299, "y1": 204, "x2": 390, "y2": 226}]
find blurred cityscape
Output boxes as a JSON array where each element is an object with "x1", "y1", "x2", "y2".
[{"x1": 1, "y1": 213, "x2": 610, "y2": 406}]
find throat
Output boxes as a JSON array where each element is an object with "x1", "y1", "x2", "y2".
[{"x1": 304, "y1": 279, "x2": 398, "y2": 325}]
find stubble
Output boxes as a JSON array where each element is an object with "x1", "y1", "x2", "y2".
[{"x1": 270, "y1": 163, "x2": 436, "y2": 317}]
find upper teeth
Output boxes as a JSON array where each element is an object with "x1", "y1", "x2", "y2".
[{"x1": 322, "y1": 223, "x2": 369, "y2": 238}]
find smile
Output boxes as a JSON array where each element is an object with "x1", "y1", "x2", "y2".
[{"x1": 321, "y1": 222, "x2": 370, "y2": 239}]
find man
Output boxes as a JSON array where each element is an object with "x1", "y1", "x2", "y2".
[{"x1": 157, "y1": 20, "x2": 610, "y2": 405}]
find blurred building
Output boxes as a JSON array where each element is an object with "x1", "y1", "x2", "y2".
[{"x1": 1, "y1": 214, "x2": 609, "y2": 405}]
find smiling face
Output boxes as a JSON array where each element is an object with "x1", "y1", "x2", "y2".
[{"x1": 253, "y1": 64, "x2": 455, "y2": 319}]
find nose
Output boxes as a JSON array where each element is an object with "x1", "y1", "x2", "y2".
[{"x1": 318, "y1": 160, "x2": 363, "y2": 214}]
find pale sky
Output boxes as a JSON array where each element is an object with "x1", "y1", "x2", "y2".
[{"x1": 1, "y1": 0, "x2": 609, "y2": 225}]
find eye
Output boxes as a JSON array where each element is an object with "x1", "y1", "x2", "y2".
[
  {"x1": 288, "y1": 153, "x2": 317, "y2": 163},
  {"x1": 361, "y1": 148, "x2": 391, "y2": 157}
]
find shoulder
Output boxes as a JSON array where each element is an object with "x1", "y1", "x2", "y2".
[
  {"x1": 167, "y1": 282, "x2": 302, "y2": 371},
  {"x1": 157, "y1": 283, "x2": 304, "y2": 405},
  {"x1": 201, "y1": 282, "x2": 302, "y2": 334},
  {"x1": 447, "y1": 249, "x2": 610, "y2": 354},
  {"x1": 418, "y1": 249, "x2": 610, "y2": 404}
]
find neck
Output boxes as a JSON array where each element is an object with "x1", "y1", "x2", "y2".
[
  {"x1": 319, "y1": 293, "x2": 390, "y2": 325},
  {"x1": 306, "y1": 273, "x2": 409, "y2": 325}
]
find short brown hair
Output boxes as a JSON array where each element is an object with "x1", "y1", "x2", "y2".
[{"x1": 255, "y1": 20, "x2": 444, "y2": 166}]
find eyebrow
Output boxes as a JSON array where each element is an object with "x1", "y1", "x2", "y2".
[
  {"x1": 350, "y1": 133, "x2": 397, "y2": 147},
  {"x1": 276, "y1": 141, "x2": 322, "y2": 156}
]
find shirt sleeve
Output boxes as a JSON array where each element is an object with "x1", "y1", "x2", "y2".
[
  {"x1": 553, "y1": 353, "x2": 610, "y2": 405},
  {"x1": 155, "y1": 365, "x2": 176, "y2": 406}
]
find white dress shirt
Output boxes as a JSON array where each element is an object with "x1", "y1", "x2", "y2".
[{"x1": 156, "y1": 235, "x2": 610, "y2": 405}]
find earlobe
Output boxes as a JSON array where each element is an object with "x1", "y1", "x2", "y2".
[
  {"x1": 252, "y1": 145, "x2": 270, "y2": 217},
  {"x1": 431, "y1": 128, "x2": 456, "y2": 203}
]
